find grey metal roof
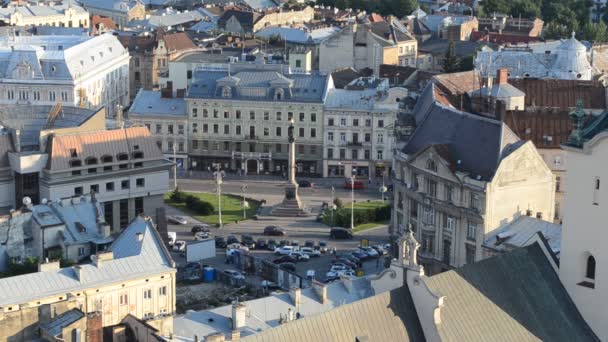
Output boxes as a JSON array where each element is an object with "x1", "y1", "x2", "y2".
[
  {"x1": 0, "y1": 1, "x2": 87, "y2": 21},
  {"x1": 239, "y1": 281, "x2": 424, "y2": 342},
  {"x1": 47, "y1": 196, "x2": 113, "y2": 246},
  {"x1": 40, "y1": 308, "x2": 85, "y2": 337},
  {"x1": 0, "y1": 216, "x2": 175, "y2": 307},
  {"x1": 424, "y1": 243, "x2": 598, "y2": 342},
  {"x1": 404, "y1": 83, "x2": 519, "y2": 180},
  {"x1": 469, "y1": 83, "x2": 526, "y2": 99},
  {"x1": 483, "y1": 215, "x2": 561, "y2": 255},
  {"x1": 188, "y1": 68, "x2": 328, "y2": 103},
  {"x1": 81, "y1": 0, "x2": 141, "y2": 13},
  {"x1": 129, "y1": 90, "x2": 187, "y2": 118}
]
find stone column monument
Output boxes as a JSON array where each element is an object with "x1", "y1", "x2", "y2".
[{"x1": 271, "y1": 118, "x2": 309, "y2": 217}]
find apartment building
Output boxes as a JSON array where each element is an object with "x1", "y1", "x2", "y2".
[
  {"x1": 186, "y1": 63, "x2": 330, "y2": 176},
  {"x1": 0, "y1": 215, "x2": 176, "y2": 340},
  {"x1": 323, "y1": 77, "x2": 406, "y2": 178},
  {"x1": 81, "y1": 0, "x2": 145, "y2": 28},
  {"x1": 392, "y1": 84, "x2": 554, "y2": 274},
  {"x1": 0, "y1": 2, "x2": 89, "y2": 27},
  {"x1": 0, "y1": 34, "x2": 130, "y2": 118}
]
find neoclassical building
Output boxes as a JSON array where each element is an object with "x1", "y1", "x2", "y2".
[
  {"x1": 0, "y1": 2, "x2": 89, "y2": 27},
  {"x1": 185, "y1": 63, "x2": 330, "y2": 176},
  {"x1": 392, "y1": 84, "x2": 555, "y2": 274}
]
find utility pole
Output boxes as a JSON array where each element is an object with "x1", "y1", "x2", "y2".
[
  {"x1": 214, "y1": 165, "x2": 224, "y2": 228},
  {"x1": 173, "y1": 143, "x2": 177, "y2": 190},
  {"x1": 351, "y1": 173, "x2": 355, "y2": 230},
  {"x1": 241, "y1": 184, "x2": 248, "y2": 219}
]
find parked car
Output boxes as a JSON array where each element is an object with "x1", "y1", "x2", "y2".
[
  {"x1": 352, "y1": 250, "x2": 369, "y2": 260},
  {"x1": 168, "y1": 216, "x2": 188, "y2": 225},
  {"x1": 264, "y1": 226, "x2": 286, "y2": 236},
  {"x1": 291, "y1": 240, "x2": 300, "y2": 247},
  {"x1": 227, "y1": 244, "x2": 249, "y2": 252},
  {"x1": 167, "y1": 232, "x2": 177, "y2": 246},
  {"x1": 298, "y1": 180, "x2": 314, "y2": 188},
  {"x1": 340, "y1": 253, "x2": 361, "y2": 265},
  {"x1": 275, "y1": 246, "x2": 295, "y2": 255},
  {"x1": 191, "y1": 224, "x2": 210, "y2": 235},
  {"x1": 223, "y1": 269, "x2": 245, "y2": 280},
  {"x1": 317, "y1": 241, "x2": 329, "y2": 253},
  {"x1": 330, "y1": 264, "x2": 351, "y2": 272},
  {"x1": 289, "y1": 251, "x2": 310, "y2": 261},
  {"x1": 301, "y1": 247, "x2": 321, "y2": 257},
  {"x1": 273, "y1": 255, "x2": 298, "y2": 264},
  {"x1": 261, "y1": 280, "x2": 280, "y2": 290},
  {"x1": 359, "y1": 246, "x2": 379, "y2": 258},
  {"x1": 344, "y1": 179, "x2": 364, "y2": 190},
  {"x1": 324, "y1": 274, "x2": 340, "y2": 283},
  {"x1": 330, "y1": 228, "x2": 353, "y2": 240},
  {"x1": 304, "y1": 240, "x2": 315, "y2": 248},
  {"x1": 256, "y1": 238, "x2": 268, "y2": 250},
  {"x1": 279, "y1": 239, "x2": 290, "y2": 247},
  {"x1": 172, "y1": 240, "x2": 186, "y2": 252},
  {"x1": 371, "y1": 245, "x2": 387, "y2": 256},
  {"x1": 326, "y1": 269, "x2": 355, "y2": 278},
  {"x1": 278, "y1": 262, "x2": 296, "y2": 272},
  {"x1": 194, "y1": 232, "x2": 210, "y2": 240},
  {"x1": 227, "y1": 235, "x2": 239, "y2": 245},
  {"x1": 241, "y1": 235, "x2": 256, "y2": 248},
  {"x1": 183, "y1": 262, "x2": 200, "y2": 272},
  {"x1": 215, "y1": 237, "x2": 227, "y2": 248},
  {"x1": 337, "y1": 258, "x2": 357, "y2": 269},
  {"x1": 267, "y1": 239, "x2": 278, "y2": 250}
]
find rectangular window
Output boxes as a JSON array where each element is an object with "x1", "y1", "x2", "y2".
[
  {"x1": 310, "y1": 128, "x2": 316, "y2": 138},
  {"x1": 235, "y1": 142, "x2": 241, "y2": 152},
  {"x1": 143, "y1": 288, "x2": 152, "y2": 299},
  {"x1": 311, "y1": 113, "x2": 316, "y2": 122},
  {"x1": 178, "y1": 125, "x2": 184, "y2": 135},
  {"x1": 224, "y1": 125, "x2": 230, "y2": 134},
  {"x1": 104, "y1": 202, "x2": 113, "y2": 228},
  {"x1": 202, "y1": 140, "x2": 209, "y2": 150},
  {"x1": 224, "y1": 111, "x2": 229, "y2": 119},
  {"x1": 74, "y1": 186, "x2": 83, "y2": 196},
  {"x1": 299, "y1": 127, "x2": 305, "y2": 137},
  {"x1": 467, "y1": 222, "x2": 477, "y2": 240},
  {"x1": 298, "y1": 145, "x2": 305, "y2": 154},
  {"x1": 445, "y1": 185, "x2": 454, "y2": 202},
  {"x1": 365, "y1": 133, "x2": 371, "y2": 142},
  {"x1": 276, "y1": 144, "x2": 282, "y2": 153},
  {"x1": 192, "y1": 108, "x2": 198, "y2": 117},
  {"x1": 327, "y1": 148, "x2": 334, "y2": 159},
  {"x1": 299, "y1": 112, "x2": 305, "y2": 121},
  {"x1": 178, "y1": 142, "x2": 184, "y2": 152},
  {"x1": 119, "y1": 199, "x2": 129, "y2": 229},
  {"x1": 120, "y1": 293, "x2": 128, "y2": 305},
  {"x1": 192, "y1": 140, "x2": 199, "y2": 150},
  {"x1": 444, "y1": 215, "x2": 455, "y2": 231},
  {"x1": 135, "y1": 197, "x2": 143, "y2": 215},
  {"x1": 264, "y1": 111, "x2": 269, "y2": 120},
  {"x1": 250, "y1": 111, "x2": 255, "y2": 120},
  {"x1": 465, "y1": 244, "x2": 476, "y2": 264},
  {"x1": 378, "y1": 120, "x2": 384, "y2": 128},
  {"x1": 353, "y1": 119, "x2": 359, "y2": 127},
  {"x1": 78, "y1": 247, "x2": 85, "y2": 256},
  {"x1": 377, "y1": 133, "x2": 384, "y2": 144},
  {"x1": 213, "y1": 124, "x2": 219, "y2": 134},
  {"x1": 276, "y1": 112, "x2": 282, "y2": 121},
  {"x1": 377, "y1": 150, "x2": 383, "y2": 160},
  {"x1": 340, "y1": 133, "x2": 346, "y2": 142},
  {"x1": 365, "y1": 119, "x2": 372, "y2": 127},
  {"x1": 106, "y1": 182, "x2": 114, "y2": 191},
  {"x1": 203, "y1": 124, "x2": 208, "y2": 133},
  {"x1": 159, "y1": 286, "x2": 167, "y2": 296},
  {"x1": 276, "y1": 127, "x2": 282, "y2": 136},
  {"x1": 426, "y1": 178, "x2": 437, "y2": 198},
  {"x1": 236, "y1": 125, "x2": 241, "y2": 135},
  {"x1": 90, "y1": 184, "x2": 99, "y2": 193},
  {"x1": 352, "y1": 149, "x2": 358, "y2": 160},
  {"x1": 168, "y1": 125, "x2": 174, "y2": 134},
  {"x1": 236, "y1": 110, "x2": 241, "y2": 119},
  {"x1": 156, "y1": 124, "x2": 162, "y2": 134},
  {"x1": 423, "y1": 206, "x2": 435, "y2": 225},
  {"x1": 264, "y1": 127, "x2": 269, "y2": 136},
  {"x1": 410, "y1": 199, "x2": 418, "y2": 219},
  {"x1": 203, "y1": 109, "x2": 208, "y2": 117},
  {"x1": 339, "y1": 149, "x2": 346, "y2": 159},
  {"x1": 470, "y1": 193, "x2": 480, "y2": 210},
  {"x1": 213, "y1": 109, "x2": 218, "y2": 118},
  {"x1": 136, "y1": 178, "x2": 145, "y2": 187},
  {"x1": 310, "y1": 146, "x2": 317, "y2": 155},
  {"x1": 121, "y1": 180, "x2": 129, "y2": 189},
  {"x1": 288, "y1": 112, "x2": 293, "y2": 121},
  {"x1": 223, "y1": 141, "x2": 230, "y2": 151},
  {"x1": 328, "y1": 118, "x2": 334, "y2": 126},
  {"x1": 364, "y1": 150, "x2": 370, "y2": 159},
  {"x1": 340, "y1": 118, "x2": 346, "y2": 126},
  {"x1": 328, "y1": 132, "x2": 334, "y2": 141}
]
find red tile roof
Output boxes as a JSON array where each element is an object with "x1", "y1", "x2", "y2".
[{"x1": 509, "y1": 78, "x2": 606, "y2": 110}]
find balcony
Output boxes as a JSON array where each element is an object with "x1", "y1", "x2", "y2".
[
  {"x1": 246, "y1": 134, "x2": 259, "y2": 141},
  {"x1": 347, "y1": 141, "x2": 362, "y2": 147}
]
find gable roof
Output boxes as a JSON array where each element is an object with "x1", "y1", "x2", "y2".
[
  {"x1": 218, "y1": 9, "x2": 261, "y2": 30},
  {"x1": 239, "y1": 282, "x2": 425, "y2": 342},
  {"x1": 0, "y1": 216, "x2": 175, "y2": 307},
  {"x1": 424, "y1": 243, "x2": 598, "y2": 342},
  {"x1": 508, "y1": 78, "x2": 606, "y2": 110},
  {"x1": 483, "y1": 215, "x2": 562, "y2": 255},
  {"x1": 501, "y1": 109, "x2": 581, "y2": 149}
]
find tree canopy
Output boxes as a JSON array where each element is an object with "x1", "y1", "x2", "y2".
[{"x1": 316, "y1": 0, "x2": 418, "y2": 19}]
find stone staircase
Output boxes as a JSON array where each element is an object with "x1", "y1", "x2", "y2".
[{"x1": 271, "y1": 199, "x2": 311, "y2": 217}]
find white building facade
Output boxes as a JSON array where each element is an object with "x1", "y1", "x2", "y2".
[
  {"x1": 323, "y1": 78, "x2": 406, "y2": 179},
  {"x1": 0, "y1": 2, "x2": 89, "y2": 27},
  {"x1": 0, "y1": 34, "x2": 130, "y2": 118}
]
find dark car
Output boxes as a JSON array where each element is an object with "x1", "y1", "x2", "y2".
[
  {"x1": 273, "y1": 255, "x2": 297, "y2": 264},
  {"x1": 241, "y1": 235, "x2": 256, "y2": 248},
  {"x1": 371, "y1": 245, "x2": 386, "y2": 256},
  {"x1": 215, "y1": 237, "x2": 227, "y2": 248},
  {"x1": 191, "y1": 225, "x2": 210, "y2": 235},
  {"x1": 256, "y1": 238, "x2": 268, "y2": 250},
  {"x1": 352, "y1": 250, "x2": 369, "y2": 260},
  {"x1": 227, "y1": 235, "x2": 239, "y2": 245},
  {"x1": 305, "y1": 240, "x2": 315, "y2": 248},
  {"x1": 291, "y1": 240, "x2": 300, "y2": 247},
  {"x1": 337, "y1": 258, "x2": 357, "y2": 269},
  {"x1": 279, "y1": 239, "x2": 290, "y2": 247},
  {"x1": 264, "y1": 225, "x2": 286, "y2": 236},
  {"x1": 267, "y1": 239, "x2": 278, "y2": 250},
  {"x1": 339, "y1": 253, "x2": 361, "y2": 265},
  {"x1": 330, "y1": 228, "x2": 353, "y2": 240},
  {"x1": 278, "y1": 262, "x2": 296, "y2": 272},
  {"x1": 298, "y1": 180, "x2": 314, "y2": 188}
]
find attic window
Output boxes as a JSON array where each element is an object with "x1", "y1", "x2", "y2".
[
  {"x1": 99, "y1": 52, "x2": 104, "y2": 58},
  {"x1": 117, "y1": 153, "x2": 129, "y2": 161},
  {"x1": 101, "y1": 155, "x2": 112, "y2": 163},
  {"x1": 134, "y1": 145, "x2": 140, "y2": 150},
  {"x1": 132, "y1": 151, "x2": 144, "y2": 159},
  {"x1": 90, "y1": 56, "x2": 95, "y2": 62},
  {"x1": 69, "y1": 159, "x2": 82, "y2": 168},
  {"x1": 70, "y1": 149, "x2": 78, "y2": 158},
  {"x1": 426, "y1": 159, "x2": 437, "y2": 172},
  {"x1": 85, "y1": 157, "x2": 98, "y2": 165}
]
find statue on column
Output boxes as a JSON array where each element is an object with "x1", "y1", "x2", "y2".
[{"x1": 399, "y1": 228, "x2": 420, "y2": 267}]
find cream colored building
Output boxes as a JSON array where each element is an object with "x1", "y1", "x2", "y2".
[
  {"x1": 0, "y1": 2, "x2": 89, "y2": 27},
  {"x1": 0, "y1": 215, "x2": 176, "y2": 341},
  {"x1": 559, "y1": 107, "x2": 608, "y2": 340},
  {"x1": 253, "y1": 6, "x2": 314, "y2": 32},
  {"x1": 392, "y1": 84, "x2": 554, "y2": 274},
  {"x1": 81, "y1": 0, "x2": 145, "y2": 28}
]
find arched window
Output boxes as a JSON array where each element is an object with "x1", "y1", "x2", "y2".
[
  {"x1": 101, "y1": 155, "x2": 113, "y2": 163},
  {"x1": 85, "y1": 157, "x2": 98, "y2": 165},
  {"x1": 117, "y1": 153, "x2": 128, "y2": 161},
  {"x1": 69, "y1": 159, "x2": 81, "y2": 168},
  {"x1": 586, "y1": 255, "x2": 596, "y2": 280},
  {"x1": 426, "y1": 159, "x2": 437, "y2": 172},
  {"x1": 132, "y1": 151, "x2": 144, "y2": 159},
  {"x1": 275, "y1": 88, "x2": 284, "y2": 100}
]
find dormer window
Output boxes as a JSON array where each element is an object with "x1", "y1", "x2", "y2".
[
  {"x1": 69, "y1": 159, "x2": 82, "y2": 168},
  {"x1": 70, "y1": 149, "x2": 78, "y2": 158},
  {"x1": 85, "y1": 157, "x2": 98, "y2": 165},
  {"x1": 275, "y1": 88, "x2": 284, "y2": 100},
  {"x1": 222, "y1": 86, "x2": 231, "y2": 98},
  {"x1": 117, "y1": 153, "x2": 129, "y2": 161},
  {"x1": 132, "y1": 151, "x2": 144, "y2": 159},
  {"x1": 101, "y1": 155, "x2": 113, "y2": 163},
  {"x1": 426, "y1": 159, "x2": 437, "y2": 172}
]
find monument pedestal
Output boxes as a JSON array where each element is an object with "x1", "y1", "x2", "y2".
[{"x1": 271, "y1": 183, "x2": 310, "y2": 217}]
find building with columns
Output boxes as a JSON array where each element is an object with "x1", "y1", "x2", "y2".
[
  {"x1": 392, "y1": 83, "x2": 555, "y2": 274},
  {"x1": 0, "y1": 34, "x2": 130, "y2": 118},
  {"x1": 323, "y1": 77, "x2": 406, "y2": 178},
  {"x1": 185, "y1": 63, "x2": 330, "y2": 176}
]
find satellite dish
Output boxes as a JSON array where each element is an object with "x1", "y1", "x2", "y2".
[{"x1": 22, "y1": 197, "x2": 32, "y2": 206}]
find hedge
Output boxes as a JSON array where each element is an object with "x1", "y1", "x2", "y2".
[{"x1": 326, "y1": 203, "x2": 391, "y2": 228}]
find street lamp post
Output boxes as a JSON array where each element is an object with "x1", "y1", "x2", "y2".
[
  {"x1": 173, "y1": 143, "x2": 177, "y2": 190},
  {"x1": 380, "y1": 174, "x2": 388, "y2": 202},
  {"x1": 214, "y1": 165, "x2": 224, "y2": 228},
  {"x1": 350, "y1": 171, "x2": 356, "y2": 230},
  {"x1": 330, "y1": 203, "x2": 337, "y2": 226},
  {"x1": 241, "y1": 184, "x2": 249, "y2": 219}
]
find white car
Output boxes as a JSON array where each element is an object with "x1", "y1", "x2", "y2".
[
  {"x1": 300, "y1": 247, "x2": 321, "y2": 257},
  {"x1": 274, "y1": 246, "x2": 295, "y2": 255},
  {"x1": 227, "y1": 244, "x2": 250, "y2": 252},
  {"x1": 172, "y1": 240, "x2": 186, "y2": 252},
  {"x1": 326, "y1": 269, "x2": 355, "y2": 278},
  {"x1": 167, "y1": 231, "x2": 177, "y2": 246},
  {"x1": 223, "y1": 269, "x2": 245, "y2": 280},
  {"x1": 330, "y1": 264, "x2": 350, "y2": 273},
  {"x1": 168, "y1": 215, "x2": 188, "y2": 225},
  {"x1": 289, "y1": 251, "x2": 310, "y2": 261},
  {"x1": 359, "y1": 247, "x2": 379, "y2": 258},
  {"x1": 194, "y1": 232, "x2": 210, "y2": 240}
]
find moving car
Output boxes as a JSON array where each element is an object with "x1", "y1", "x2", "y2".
[
  {"x1": 168, "y1": 215, "x2": 188, "y2": 225},
  {"x1": 274, "y1": 246, "x2": 295, "y2": 255},
  {"x1": 227, "y1": 235, "x2": 239, "y2": 245},
  {"x1": 191, "y1": 224, "x2": 210, "y2": 235},
  {"x1": 289, "y1": 251, "x2": 310, "y2": 261},
  {"x1": 278, "y1": 262, "x2": 296, "y2": 272},
  {"x1": 241, "y1": 235, "x2": 256, "y2": 249},
  {"x1": 273, "y1": 255, "x2": 298, "y2": 264},
  {"x1": 330, "y1": 228, "x2": 353, "y2": 239},
  {"x1": 223, "y1": 269, "x2": 245, "y2": 280},
  {"x1": 215, "y1": 237, "x2": 227, "y2": 248},
  {"x1": 301, "y1": 247, "x2": 321, "y2": 257},
  {"x1": 297, "y1": 180, "x2": 314, "y2": 188},
  {"x1": 172, "y1": 240, "x2": 186, "y2": 252},
  {"x1": 264, "y1": 226, "x2": 286, "y2": 236},
  {"x1": 344, "y1": 179, "x2": 364, "y2": 190}
]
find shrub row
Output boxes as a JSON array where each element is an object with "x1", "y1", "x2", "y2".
[{"x1": 324, "y1": 203, "x2": 391, "y2": 228}]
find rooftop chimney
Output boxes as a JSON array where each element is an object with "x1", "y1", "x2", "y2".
[
  {"x1": 496, "y1": 68, "x2": 508, "y2": 85},
  {"x1": 38, "y1": 258, "x2": 61, "y2": 272},
  {"x1": 205, "y1": 333, "x2": 226, "y2": 342},
  {"x1": 136, "y1": 232, "x2": 144, "y2": 242},
  {"x1": 91, "y1": 251, "x2": 113, "y2": 267},
  {"x1": 231, "y1": 302, "x2": 247, "y2": 330},
  {"x1": 312, "y1": 280, "x2": 327, "y2": 304},
  {"x1": 289, "y1": 287, "x2": 301, "y2": 306}
]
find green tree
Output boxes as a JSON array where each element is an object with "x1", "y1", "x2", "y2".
[
  {"x1": 580, "y1": 21, "x2": 608, "y2": 42},
  {"x1": 442, "y1": 42, "x2": 461, "y2": 73},
  {"x1": 482, "y1": 0, "x2": 511, "y2": 16},
  {"x1": 510, "y1": 0, "x2": 541, "y2": 18}
]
